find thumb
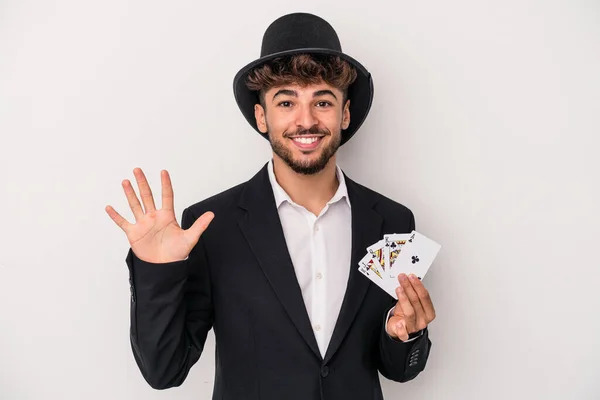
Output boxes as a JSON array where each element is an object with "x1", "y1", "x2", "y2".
[
  {"x1": 394, "y1": 319, "x2": 409, "y2": 341},
  {"x1": 387, "y1": 317, "x2": 409, "y2": 341},
  {"x1": 185, "y1": 211, "x2": 215, "y2": 245}
]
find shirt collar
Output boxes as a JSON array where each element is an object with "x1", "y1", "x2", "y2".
[{"x1": 267, "y1": 159, "x2": 351, "y2": 209}]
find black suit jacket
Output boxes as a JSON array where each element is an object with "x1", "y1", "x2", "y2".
[{"x1": 125, "y1": 163, "x2": 432, "y2": 399}]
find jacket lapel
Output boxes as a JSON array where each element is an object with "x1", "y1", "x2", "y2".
[
  {"x1": 323, "y1": 174, "x2": 382, "y2": 364},
  {"x1": 236, "y1": 163, "x2": 383, "y2": 364},
  {"x1": 237, "y1": 164, "x2": 322, "y2": 360}
]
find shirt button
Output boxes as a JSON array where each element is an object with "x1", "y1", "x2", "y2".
[
  {"x1": 314, "y1": 325, "x2": 321, "y2": 332},
  {"x1": 316, "y1": 272, "x2": 323, "y2": 280},
  {"x1": 314, "y1": 225, "x2": 319, "y2": 232}
]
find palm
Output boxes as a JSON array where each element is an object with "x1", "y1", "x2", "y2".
[
  {"x1": 106, "y1": 168, "x2": 214, "y2": 263},
  {"x1": 127, "y1": 210, "x2": 189, "y2": 263}
]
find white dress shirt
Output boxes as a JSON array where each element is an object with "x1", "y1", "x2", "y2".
[
  {"x1": 267, "y1": 159, "x2": 352, "y2": 357},
  {"x1": 267, "y1": 160, "x2": 420, "y2": 357}
]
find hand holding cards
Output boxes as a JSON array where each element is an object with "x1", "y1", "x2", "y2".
[{"x1": 358, "y1": 231, "x2": 441, "y2": 299}]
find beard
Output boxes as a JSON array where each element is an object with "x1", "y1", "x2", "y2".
[{"x1": 268, "y1": 124, "x2": 343, "y2": 175}]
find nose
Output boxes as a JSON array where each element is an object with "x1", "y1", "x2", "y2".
[{"x1": 295, "y1": 103, "x2": 319, "y2": 131}]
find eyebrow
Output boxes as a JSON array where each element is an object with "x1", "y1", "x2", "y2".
[{"x1": 271, "y1": 89, "x2": 338, "y2": 101}]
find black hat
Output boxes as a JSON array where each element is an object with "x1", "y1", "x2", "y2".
[{"x1": 232, "y1": 12, "x2": 374, "y2": 146}]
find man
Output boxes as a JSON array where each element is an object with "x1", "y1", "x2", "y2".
[{"x1": 106, "y1": 12, "x2": 435, "y2": 400}]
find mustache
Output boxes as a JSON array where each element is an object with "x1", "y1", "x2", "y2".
[{"x1": 284, "y1": 126, "x2": 330, "y2": 137}]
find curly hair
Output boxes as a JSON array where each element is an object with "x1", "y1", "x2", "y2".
[{"x1": 245, "y1": 53, "x2": 358, "y2": 108}]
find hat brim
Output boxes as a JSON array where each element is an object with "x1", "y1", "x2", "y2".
[{"x1": 233, "y1": 48, "x2": 373, "y2": 146}]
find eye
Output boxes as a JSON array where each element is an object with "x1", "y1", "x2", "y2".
[
  {"x1": 277, "y1": 101, "x2": 293, "y2": 107},
  {"x1": 316, "y1": 101, "x2": 332, "y2": 107}
]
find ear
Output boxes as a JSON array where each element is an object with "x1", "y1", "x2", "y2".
[
  {"x1": 254, "y1": 104, "x2": 267, "y2": 133},
  {"x1": 341, "y1": 99, "x2": 351, "y2": 130}
]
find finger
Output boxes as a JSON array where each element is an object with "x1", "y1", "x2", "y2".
[
  {"x1": 408, "y1": 274, "x2": 436, "y2": 323},
  {"x1": 122, "y1": 179, "x2": 144, "y2": 221},
  {"x1": 133, "y1": 168, "x2": 156, "y2": 213},
  {"x1": 388, "y1": 316, "x2": 409, "y2": 341},
  {"x1": 161, "y1": 170, "x2": 174, "y2": 212},
  {"x1": 105, "y1": 205, "x2": 131, "y2": 232},
  {"x1": 394, "y1": 283, "x2": 416, "y2": 328},
  {"x1": 398, "y1": 273, "x2": 426, "y2": 319},
  {"x1": 184, "y1": 211, "x2": 215, "y2": 246}
]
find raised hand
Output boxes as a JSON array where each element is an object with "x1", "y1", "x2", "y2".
[
  {"x1": 105, "y1": 168, "x2": 214, "y2": 263},
  {"x1": 386, "y1": 273, "x2": 436, "y2": 341}
]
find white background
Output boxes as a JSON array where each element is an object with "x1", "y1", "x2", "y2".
[{"x1": 1, "y1": 0, "x2": 599, "y2": 399}]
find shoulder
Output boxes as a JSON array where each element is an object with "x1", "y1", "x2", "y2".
[
  {"x1": 181, "y1": 162, "x2": 269, "y2": 223},
  {"x1": 183, "y1": 181, "x2": 246, "y2": 220},
  {"x1": 346, "y1": 176, "x2": 415, "y2": 222}
]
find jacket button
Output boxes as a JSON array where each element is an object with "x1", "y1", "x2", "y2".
[{"x1": 321, "y1": 366, "x2": 329, "y2": 377}]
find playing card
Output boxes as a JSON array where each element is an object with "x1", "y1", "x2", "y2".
[
  {"x1": 357, "y1": 252, "x2": 384, "y2": 280},
  {"x1": 357, "y1": 253, "x2": 397, "y2": 299},
  {"x1": 367, "y1": 239, "x2": 386, "y2": 272},
  {"x1": 390, "y1": 231, "x2": 441, "y2": 280},
  {"x1": 383, "y1": 233, "x2": 410, "y2": 279}
]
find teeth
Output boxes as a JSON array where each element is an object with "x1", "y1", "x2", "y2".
[{"x1": 294, "y1": 137, "x2": 319, "y2": 144}]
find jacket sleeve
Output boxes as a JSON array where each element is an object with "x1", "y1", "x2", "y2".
[
  {"x1": 126, "y1": 207, "x2": 214, "y2": 389},
  {"x1": 376, "y1": 208, "x2": 433, "y2": 382},
  {"x1": 377, "y1": 312, "x2": 433, "y2": 382}
]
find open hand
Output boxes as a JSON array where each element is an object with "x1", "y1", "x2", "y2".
[{"x1": 105, "y1": 168, "x2": 214, "y2": 263}]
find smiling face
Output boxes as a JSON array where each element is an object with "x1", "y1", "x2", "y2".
[{"x1": 254, "y1": 81, "x2": 351, "y2": 175}]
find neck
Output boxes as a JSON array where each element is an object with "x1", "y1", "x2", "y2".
[{"x1": 272, "y1": 155, "x2": 340, "y2": 216}]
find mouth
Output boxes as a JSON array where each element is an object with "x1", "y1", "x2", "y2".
[{"x1": 288, "y1": 135, "x2": 325, "y2": 151}]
